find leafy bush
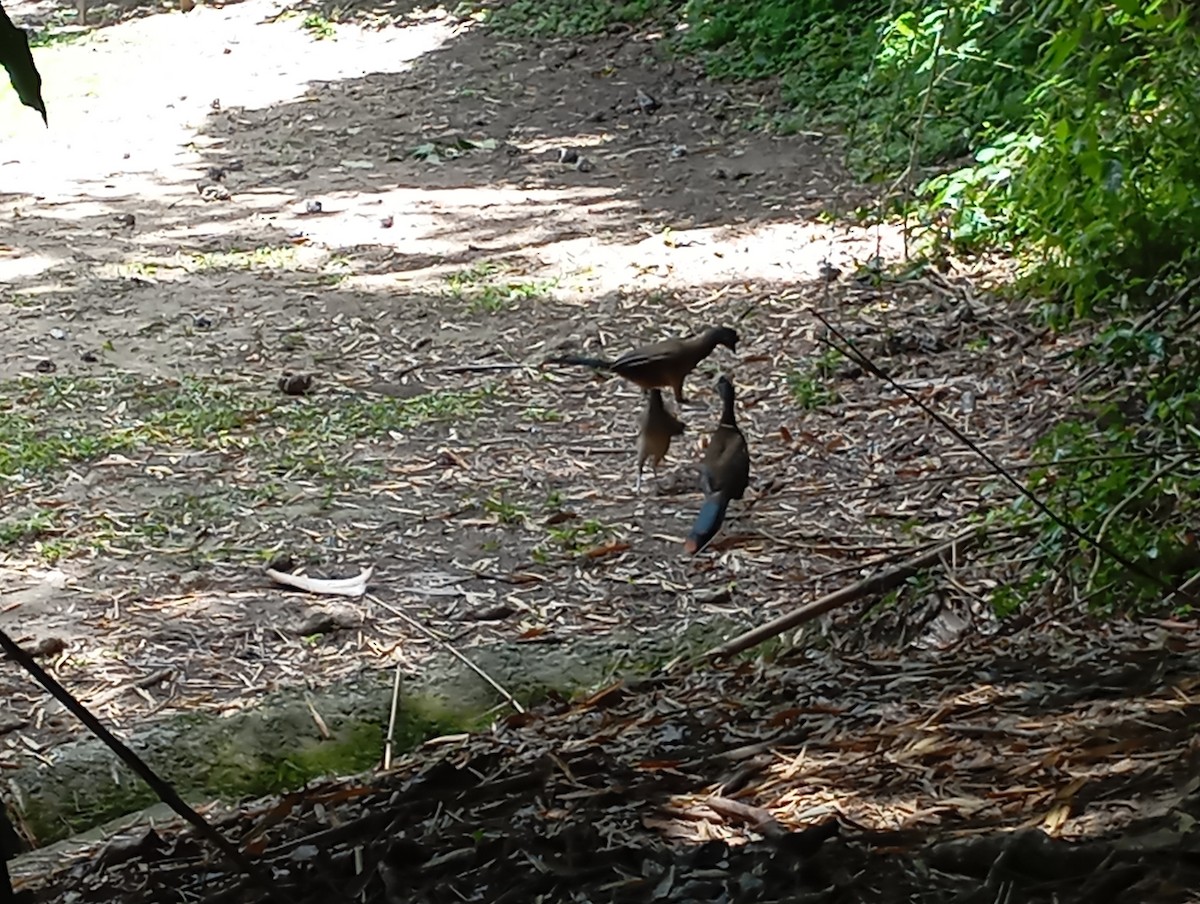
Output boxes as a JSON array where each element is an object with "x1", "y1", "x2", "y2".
[{"x1": 918, "y1": 2, "x2": 1200, "y2": 317}]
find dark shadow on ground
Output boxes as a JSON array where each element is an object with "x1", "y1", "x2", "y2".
[{"x1": 188, "y1": 10, "x2": 860, "y2": 259}]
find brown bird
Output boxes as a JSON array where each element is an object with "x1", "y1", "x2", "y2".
[
  {"x1": 636, "y1": 389, "x2": 686, "y2": 491},
  {"x1": 545, "y1": 326, "x2": 739, "y2": 404},
  {"x1": 685, "y1": 375, "x2": 750, "y2": 554}
]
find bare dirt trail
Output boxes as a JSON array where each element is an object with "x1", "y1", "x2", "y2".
[
  {"x1": 5, "y1": 5, "x2": 1200, "y2": 903},
  {"x1": 1, "y1": 0, "x2": 1044, "y2": 788}
]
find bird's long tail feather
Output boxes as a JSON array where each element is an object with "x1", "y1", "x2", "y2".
[
  {"x1": 685, "y1": 494, "x2": 730, "y2": 554},
  {"x1": 543, "y1": 354, "x2": 614, "y2": 371}
]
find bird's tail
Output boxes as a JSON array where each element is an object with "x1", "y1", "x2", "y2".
[
  {"x1": 684, "y1": 494, "x2": 730, "y2": 554},
  {"x1": 543, "y1": 354, "x2": 614, "y2": 372}
]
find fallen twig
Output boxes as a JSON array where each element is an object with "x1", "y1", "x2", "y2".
[
  {"x1": 703, "y1": 529, "x2": 981, "y2": 661},
  {"x1": 383, "y1": 663, "x2": 403, "y2": 771},
  {"x1": 0, "y1": 628, "x2": 259, "y2": 880},
  {"x1": 367, "y1": 595, "x2": 525, "y2": 715},
  {"x1": 267, "y1": 566, "x2": 374, "y2": 598}
]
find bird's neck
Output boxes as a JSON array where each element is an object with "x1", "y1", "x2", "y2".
[
  {"x1": 694, "y1": 329, "x2": 719, "y2": 354},
  {"x1": 719, "y1": 390, "x2": 737, "y2": 429}
]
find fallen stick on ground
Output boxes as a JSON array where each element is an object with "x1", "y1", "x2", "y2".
[
  {"x1": 0, "y1": 628, "x2": 258, "y2": 880},
  {"x1": 703, "y1": 528, "x2": 981, "y2": 662}
]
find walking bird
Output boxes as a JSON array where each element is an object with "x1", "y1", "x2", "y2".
[
  {"x1": 636, "y1": 389, "x2": 686, "y2": 490},
  {"x1": 685, "y1": 375, "x2": 750, "y2": 554},
  {"x1": 544, "y1": 326, "x2": 738, "y2": 404}
]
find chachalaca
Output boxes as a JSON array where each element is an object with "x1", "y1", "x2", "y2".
[
  {"x1": 637, "y1": 389, "x2": 686, "y2": 490},
  {"x1": 685, "y1": 375, "x2": 750, "y2": 554},
  {"x1": 545, "y1": 326, "x2": 738, "y2": 404}
]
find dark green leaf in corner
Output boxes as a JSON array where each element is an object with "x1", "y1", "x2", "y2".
[{"x1": 0, "y1": 2, "x2": 48, "y2": 125}]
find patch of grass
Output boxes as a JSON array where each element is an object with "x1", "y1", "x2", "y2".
[
  {"x1": 410, "y1": 136, "x2": 498, "y2": 165},
  {"x1": 523, "y1": 405, "x2": 562, "y2": 423},
  {"x1": 443, "y1": 262, "x2": 557, "y2": 314},
  {"x1": 1, "y1": 376, "x2": 498, "y2": 564},
  {"x1": 484, "y1": 492, "x2": 527, "y2": 526},
  {"x1": 537, "y1": 518, "x2": 616, "y2": 555},
  {"x1": 0, "y1": 376, "x2": 495, "y2": 479},
  {"x1": 319, "y1": 255, "x2": 353, "y2": 285},
  {"x1": 28, "y1": 27, "x2": 91, "y2": 49},
  {"x1": 0, "y1": 509, "x2": 61, "y2": 547},
  {"x1": 187, "y1": 245, "x2": 301, "y2": 272},
  {"x1": 301, "y1": 13, "x2": 337, "y2": 39},
  {"x1": 117, "y1": 261, "x2": 165, "y2": 280},
  {"x1": 786, "y1": 348, "x2": 843, "y2": 411}
]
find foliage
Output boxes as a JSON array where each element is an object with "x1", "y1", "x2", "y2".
[
  {"x1": 786, "y1": 347, "x2": 843, "y2": 410},
  {"x1": 301, "y1": 12, "x2": 337, "y2": 39},
  {"x1": 920, "y1": 1, "x2": 1200, "y2": 317},
  {"x1": 0, "y1": 1, "x2": 48, "y2": 123}
]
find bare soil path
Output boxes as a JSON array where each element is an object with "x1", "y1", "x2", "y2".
[
  {"x1": 5, "y1": 2, "x2": 1200, "y2": 903},
  {"x1": 4, "y1": 0, "x2": 1049, "y2": 812}
]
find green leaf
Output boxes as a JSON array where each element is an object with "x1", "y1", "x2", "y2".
[
  {"x1": 0, "y1": 3, "x2": 47, "y2": 125},
  {"x1": 891, "y1": 12, "x2": 916, "y2": 39}
]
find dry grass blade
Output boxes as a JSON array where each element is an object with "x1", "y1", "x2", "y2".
[{"x1": 367, "y1": 595, "x2": 525, "y2": 715}]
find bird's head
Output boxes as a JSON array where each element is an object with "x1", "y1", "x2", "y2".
[{"x1": 710, "y1": 326, "x2": 739, "y2": 352}]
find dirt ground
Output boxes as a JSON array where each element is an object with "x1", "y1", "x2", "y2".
[
  {"x1": 0, "y1": 0, "x2": 1134, "y2": 863},
  {"x1": 4, "y1": 1, "x2": 1200, "y2": 902},
  {"x1": 0, "y1": 0, "x2": 973, "y2": 753}
]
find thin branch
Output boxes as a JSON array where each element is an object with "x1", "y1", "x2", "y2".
[
  {"x1": 383, "y1": 663, "x2": 403, "y2": 771},
  {"x1": 703, "y1": 529, "x2": 981, "y2": 661},
  {"x1": 0, "y1": 628, "x2": 259, "y2": 880},
  {"x1": 813, "y1": 310, "x2": 1182, "y2": 597},
  {"x1": 367, "y1": 595, "x2": 525, "y2": 715},
  {"x1": 1085, "y1": 453, "x2": 1191, "y2": 592}
]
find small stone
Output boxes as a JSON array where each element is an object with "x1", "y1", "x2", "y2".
[
  {"x1": 35, "y1": 359, "x2": 56, "y2": 374},
  {"x1": 635, "y1": 88, "x2": 659, "y2": 114},
  {"x1": 305, "y1": 199, "x2": 323, "y2": 214},
  {"x1": 380, "y1": 215, "x2": 394, "y2": 228},
  {"x1": 178, "y1": 571, "x2": 208, "y2": 591},
  {"x1": 30, "y1": 637, "x2": 67, "y2": 658},
  {"x1": 198, "y1": 181, "x2": 231, "y2": 201},
  {"x1": 669, "y1": 145, "x2": 688, "y2": 159},
  {"x1": 49, "y1": 327, "x2": 66, "y2": 340},
  {"x1": 193, "y1": 314, "x2": 214, "y2": 330},
  {"x1": 278, "y1": 373, "x2": 314, "y2": 396},
  {"x1": 817, "y1": 260, "x2": 841, "y2": 280}
]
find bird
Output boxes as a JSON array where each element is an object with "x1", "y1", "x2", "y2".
[
  {"x1": 544, "y1": 326, "x2": 739, "y2": 404},
  {"x1": 636, "y1": 389, "x2": 686, "y2": 491},
  {"x1": 685, "y1": 375, "x2": 750, "y2": 554}
]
